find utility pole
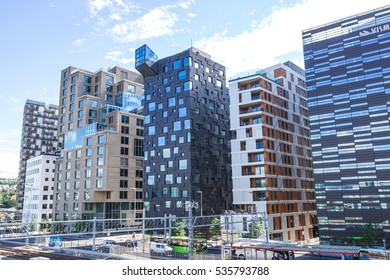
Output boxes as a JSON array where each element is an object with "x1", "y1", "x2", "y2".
[
  {"x1": 185, "y1": 200, "x2": 198, "y2": 260},
  {"x1": 168, "y1": 214, "x2": 172, "y2": 243},
  {"x1": 92, "y1": 217, "x2": 96, "y2": 251}
]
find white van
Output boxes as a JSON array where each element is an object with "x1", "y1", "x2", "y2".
[{"x1": 150, "y1": 242, "x2": 173, "y2": 255}]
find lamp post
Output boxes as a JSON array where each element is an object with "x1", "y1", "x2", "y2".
[
  {"x1": 24, "y1": 183, "x2": 33, "y2": 247},
  {"x1": 196, "y1": 190, "x2": 203, "y2": 216},
  {"x1": 383, "y1": 238, "x2": 387, "y2": 260}
]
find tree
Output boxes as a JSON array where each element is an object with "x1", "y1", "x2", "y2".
[
  {"x1": 250, "y1": 218, "x2": 265, "y2": 238},
  {"x1": 0, "y1": 190, "x2": 16, "y2": 208},
  {"x1": 209, "y1": 217, "x2": 222, "y2": 238},
  {"x1": 361, "y1": 223, "x2": 379, "y2": 247},
  {"x1": 75, "y1": 221, "x2": 86, "y2": 233},
  {"x1": 171, "y1": 220, "x2": 187, "y2": 237},
  {"x1": 29, "y1": 218, "x2": 36, "y2": 232},
  {"x1": 39, "y1": 219, "x2": 50, "y2": 232}
]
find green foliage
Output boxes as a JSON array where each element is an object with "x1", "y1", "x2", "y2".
[
  {"x1": 0, "y1": 190, "x2": 16, "y2": 208},
  {"x1": 54, "y1": 223, "x2": 64, "y2": 233},
  {"x1": 361, "y1": 223, "x2": 379, "y2": 247},
  {"x1": 249, "y1": 218, "x2": 265, "y2": 238},
  {"x1": 75, "y1": 221, "x2": 86, "y2": 233},
  {"x1": 171, "y1": 220, "x2": 187, "y2": 237},
  {"x1": 39, "y1": 219, "x2": 50, "y2": 232},
  {"x1": 209, "y1": 217, "x2": 222, "y2": 238},
  {"x1": 29, "y1": 218, "x2": 36, "y2": 232}
]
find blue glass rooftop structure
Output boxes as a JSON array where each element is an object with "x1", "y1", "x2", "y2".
[{"x1": 135, "y1": 44, "x2": 158, "y2": 76}]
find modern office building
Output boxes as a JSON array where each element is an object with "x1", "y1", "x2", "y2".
[
  {"x1": 229, "y1": 62, "x2": 317, "y2": 242},
  {"x1": 16, "y1": 100, "x2": 61, "y2": 219},
  {"x1": 53, "y1": 66, "x2": 144, "y2": 226},
  {"x1": 135, "y1": 45, "x2": 232, "y2": 218},
  {"x1": 302, "y1": 5, "x2": 390, "y2": 244},
  {"x1": 22, "y1": 154, "x2": 56, "y2": 231}
]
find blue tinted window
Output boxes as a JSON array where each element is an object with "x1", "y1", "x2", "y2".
[
  {"x1": 173, "y1": 59, "x2": 181, "y2": 70},
  {"x1": 178, "y1": 70, "x2": 186, "y2": 80}
]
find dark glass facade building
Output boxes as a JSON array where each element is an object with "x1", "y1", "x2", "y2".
[
  {"x1": 302, "y1": 5, "x2": 390, "y2": 244},
  {"x1": 136, "y1": 45, "x2": 232, "y2": 218}
]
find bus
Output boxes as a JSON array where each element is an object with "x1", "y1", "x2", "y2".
[{"x1": 150, "y1": 236, "x2": 208, "y2": 254}]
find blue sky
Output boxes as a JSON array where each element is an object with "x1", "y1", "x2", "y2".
[{"x1": 0, "y1": 0, "x2": 388, "y2": 178}]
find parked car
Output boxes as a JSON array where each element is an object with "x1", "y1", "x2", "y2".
[
  {"x1": 100, "y1": 239, "x2": 118, "y2": 248},
  {"x1": 150, "y1": 242, "x2": 173, "y2": 256}
]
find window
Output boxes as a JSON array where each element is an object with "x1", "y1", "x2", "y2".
[
  {"x1": 120, "y1": 169, "x2": 128, "y2": 177},
  {"x1": 89, "y1": 109, "x2": 97, "y2": 118},
  {"x1": 184, "y1": 81, "x2": 192, "y2": 91},
  {"x1": 178, "y1": 107, "x2": 186, "y2": 117},
  {"x1": 121, "y1": 126, "x2": 129, "y2": 134},
  {"x1": 136, "y1": 129, "x2": 143, "y2": 136},
  {"x1": 128, "y1": 84, "x2": 135, "y2": 92},
  {"x1": 106, "y1": 76, "x2": 114, "y2": 83},
  {"x1": 120, "y1": 180, "x2": 128, "y2": 188},
  {"x1": 96, "y1": 179, "x2": 103, "y2": 189},
  {"x1": 179, "y1": 159, "x2": 187, "y2": 170},
  {"x1": 171, "y1": 187, "x2": 179, "y2": 197},
  {"x1": 120, "y1": 191, "x2": 128, "y2": 199},
  {"x1": 148, "y1": 126, "x2": 156, "y2": 135},
  {"x1": 97, "y1": 158, "x2": 104, "y2": 166},
  {"x1": 148, "y1": 176, "x2": 155, "y2": 185},
  {"x1": 174, "y1": 121, "x2": 181, "y2": 131},
  {"x1": 121, "y1": 147, "x2": 129, "y2": 155},
  {"x1": 89, "y1": 100, "x2": 98, "y2": 108},
  {"x1": 163, "y1": 148, "x2": 171, "y2": 158},
  {"x1": 120, "y1": 158, "x2": 129, "y2": 166},
  {"x1": 168, "y1": 97, "x2": 176, "y2": 107},
  {"x1": 121, "y1": 136, "x2": 129, "y2": 145},
  {"x1": 98, "y1": 135, "x2": 105, "y2": 144},
  {"x1": 158, "y1": 137, "x2": 165, "y2": 146},
  {"x1": 121, "y1": 115, "x2": 130, "y2": 123},
  {"x1": 136, "y1": 118, "x2": 144, "y2": 126},
  {"x1": 184, "y1": 57, "x2": 192, "y2": 66},
  {"x1": 134, "y1": 139, "x2": 143, "y2": 157},
  {"x1": 166, "y1": 174, "x2": 173, "y2": 184},
  {"x1": 136, "y1": 170, "x2": 143, "y2": 178},
  {"x1": 178, "y1": 70, "x2": 186, "y2": 80},
  {"x1": 97, "y1": 168, "x2": 103, "y2": 177},
  {"x1": 184, "y1": 119, "x2": 192, "y2": 129},
  {"x1": 148, "y1": 102, "x2": 156, "y2": 111},
  {"x1": 173, "y1": 59, "x2": 181, "y2": 69}
]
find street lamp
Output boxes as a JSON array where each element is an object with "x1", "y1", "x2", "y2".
[
  {"x1": 196, "y1": 190, "x2": 203, "y2": 216},
  {"x1": 383, "y1": 238, "x2": 387, "y2": 260}
]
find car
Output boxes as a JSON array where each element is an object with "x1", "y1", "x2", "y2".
[
  {"x1": 100, "y1": 240, "x2": 118, "y2": 248},
  {"x1": 150, "y1": 242, "x2": 173, "y2": 256},
  {"x1": 126, "y1": 240, "x2": 138, "y2": 247}
]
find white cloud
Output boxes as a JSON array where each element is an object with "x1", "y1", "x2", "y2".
[
  {"x1": 73, "y1": 38, "x2": 86, "y2": 46},
  {"x1": 112, "y1": 6, "x2": 178, "y2": 42},
  {"x1": 195, "y1": 0, "x2": 390, "y2": 79},
  {"x1": 87, "y1": 0, "x2": 114, "y2": 16},
  {"x1": 187, "y1": 12, "x2": 196, "y2": 18},
  {"x1": 178, "y1": 0, "x2": 196, "y2": 9},
  {"x1": 104, "y1": 50, "x2": 135, "y2": 65}
]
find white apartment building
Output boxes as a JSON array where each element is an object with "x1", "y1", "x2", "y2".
[{"x1": 22, "y1": 154, "x2": 56, "y2": 231}]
